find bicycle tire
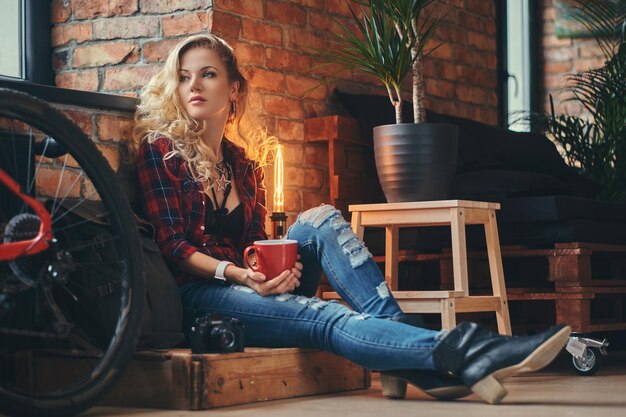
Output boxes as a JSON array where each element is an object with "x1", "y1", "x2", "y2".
[{"x1": 0, "y1": 88, "x2": 144, "y2": 417}]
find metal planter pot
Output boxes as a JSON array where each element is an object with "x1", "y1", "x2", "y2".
[{"x1": 373, "y1": 123, "x2": 459, "y2": 203}]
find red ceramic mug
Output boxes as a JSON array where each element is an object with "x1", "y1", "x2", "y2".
[{"x1": 243, "y1": 239, "x2": 298, "y2": 280}]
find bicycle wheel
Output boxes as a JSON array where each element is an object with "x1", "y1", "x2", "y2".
[{"x1": 0, "y1": 88, "x2": 144, "y2": 416}]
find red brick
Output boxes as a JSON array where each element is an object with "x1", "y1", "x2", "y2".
[
  {"x1": 286, "y1": 27, "x2": 325, "y2": 50},
  {"x1": 140, "y1": 0, "x2": 206, "y2": 13},
  {"x1": 303, "y1": 168, "x2": 323, "y2": 189},
  {"x1": 458, "y1": 11, "x2": 486, "y2": 33},
  {"x1": 229, "y1": 41, "x2": 266, "y2": 66},
  {"x1": 544, "y1": 47, "x2": 577, "y2": 62},
  {"x1": 284, "y1": 189, "x2": 302, "y2": 212},
  {"x1": 454, "y1": 65, "x2": 496, "y2": 88},
  {"x1": 543, "y1": 34, "x2": 574, "y2": 48},
  {"x1": 214, "y1": 0, "x2": 264, "y2": 19},
  {"x1": 325, "y1": 0, "x2": 353, "y2": 18},
  {"x1": 283, "y1": 143, "x2": 304, "y2": 164},
  {"x1": 465, "y1": 0, "x2": 494, "y2": 17},
  {"x1": 456, "y1": 84, "x2": 490, "y2": 104},
  {"x1": 72, "y1": 0, "x2": 138, "y2": 20},
  {"x1": 265, "y1": 95, "x2": 305, "y2": 120},
  {"x1": 37, "y1": 167, "x2": 81, "y2": 199},
  {"x1": 266, "y1": 0, "x2": 306, "y2": 25},
  {"x1": 244, "y1": 67, "x2": 286, "y2": 92},
  {"x1": 435, "y1": 23, "x2": 466, "y2": 44},
  {"x1": 51, "y1": 23, "x2": 93, "y2": 47},
  {"x1": 209, "y1": 10, "x2": 242, "y2": 39},
  {"x1": 308, "y1": 10, "x2": 344, "y2": 33},
  {"x1": 162, "y1": 12, "x2": 210, "y2": 36},
  {"x1": 423, "y1": 59, "x2": 456, "y2": 81},
  {"x1": 103, "y1": 65, "x2": 160, "y2": 91},
  {"x1": 289, "y1": 0, "x2": 322, "y2": 7},
  {"x1": 265, "y1": 48, "x2": 310, "y2": 72},
  {"x1": 51, "y1": 0, "x2": 71, "y2": 23},
  {"x1": 454, "y1": 47, "x2": 485, "y2": 67},
  {"x1": 425, "y1": 79, "x2": 456, "y2": 99},
  {"x1": 304, "y1": 144, "x2": 328, "y2": 166},
  {"x1": 303, "y1": 190, "x2": 328, "y2": 210},
  {"x1": 242, "y1": 19, "x2": 282, "y2": 46},
  {"x1": 53, "y1": 50, "x2": 70, "y2": 71},
  {"x1": 574, "y1": 57, "x2": 605, "y2": 72},
  {"x1": 285, "y1": 166, "x2": 305, "y2": 187},
  {"x1": 55, "y1": 70, "x2": 99, "y2": 92},
  {"x1": 544, "y1": 61, "x2": 573, "y2": 75},
  {"x1": 286, "y1": 74, "x2": 327, "y2": 99},
  {"x1": 578, "y1": 41, "x2": 604, "y2": 58},
  {"x1": 277, "y1": 120, "x2": 304, "y2": 141},
  {"x1": 96, "y1": 115, "x2": 134, "y2": 142},
  {"x1": 143, "y1": 38, "x2": 181, "y2": 63},
  {"x1": 427, "y1": 41, "x2": 453, "y2": 60},
  {"x1": 73, "y1": 42, "x2": 138, "y2": 68},
  {"x1": 467, "y1": 31, "x2": 495, "y2": 51},
  {"x1": 93, "y1": 16, "x2": 160, "y2": 40}
]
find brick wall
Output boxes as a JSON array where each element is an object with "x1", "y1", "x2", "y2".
[
  {"x1": 541, "y1": 0, "x2": 606, "y2": 115},
  {"x1": 50, "y1": 0, "x2": 499, "y2": 219}
]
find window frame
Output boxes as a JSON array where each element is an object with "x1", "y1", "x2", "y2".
[{"x1": 0, "y1": 0, "x2": 52, "y2": 85}]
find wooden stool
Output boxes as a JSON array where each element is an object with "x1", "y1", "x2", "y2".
[{"x1": 323, "y1": 200, "x2": 512, "y2": 335}]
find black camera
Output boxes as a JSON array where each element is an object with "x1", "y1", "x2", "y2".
[{"x1": 189, "y1": 314, "x2": 244, "y2": 354}]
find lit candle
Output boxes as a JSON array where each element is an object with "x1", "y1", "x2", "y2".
[{"x1": 273, "y1": 144, "x2": 284, "y2": 212}]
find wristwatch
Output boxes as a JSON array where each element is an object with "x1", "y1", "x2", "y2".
[{"x1": 214, "y1": 261, "x2": 232, "y2": 281}]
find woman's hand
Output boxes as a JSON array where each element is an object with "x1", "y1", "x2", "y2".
[{"x1": 243, "y1": 268, "x2": 300, "y2": 296}]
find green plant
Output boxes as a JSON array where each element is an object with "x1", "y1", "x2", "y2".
[
  {"x1": 533, "y1": 0, "x2": 626, "y2": 200},
  {"x1": 320, "y1": 0, "x2": 444, "y2": 124}
]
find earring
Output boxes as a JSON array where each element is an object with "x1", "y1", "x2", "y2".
[{"x1": 228, "y1": 100, "x2": 237, "y2": 123}]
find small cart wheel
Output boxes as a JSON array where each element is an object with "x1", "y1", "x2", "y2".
[{"x1": 572, "y1": 347, "x2": 603, "y2": 376}]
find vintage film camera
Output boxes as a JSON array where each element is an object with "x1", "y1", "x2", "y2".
[{"x1": 189, "y1": 314, "x2": 244, "y2": 353}]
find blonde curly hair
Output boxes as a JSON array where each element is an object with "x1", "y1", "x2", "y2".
[{"x1": 131, "y1": 34, "x2": 277, "y2": 185}]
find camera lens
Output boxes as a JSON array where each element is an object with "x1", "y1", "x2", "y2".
[{"x1": 219, "y1": 329, "x2": 236, "y2": 350}]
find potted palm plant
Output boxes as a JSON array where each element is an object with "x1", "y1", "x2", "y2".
[
  {"x1": 527, "y1": 0, "x2": 625, "y2": 201},
  {"x1": 321, "y1": 0, "x2": 459, "y2": 202}
]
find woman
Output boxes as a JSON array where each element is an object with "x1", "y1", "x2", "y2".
[{"x1": 132, "y1": 34, "x2": 571, "y2": 404}]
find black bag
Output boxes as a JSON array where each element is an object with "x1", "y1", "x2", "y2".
[{"x1": 56, "y1": 199, "x2": 184, "y2": 349}]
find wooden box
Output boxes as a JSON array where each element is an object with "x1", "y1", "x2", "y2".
[{"x1": 19, "y1": 348, "x2": 370, "y2": 410}]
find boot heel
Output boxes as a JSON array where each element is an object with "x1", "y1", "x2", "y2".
[
  {"x1": 470, "y1": 375, "x2": 507, "y2": 404},
  {"x1": 380, "y1": 374, "x2": 407, "y2": 399}
]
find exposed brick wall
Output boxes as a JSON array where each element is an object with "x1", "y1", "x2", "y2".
[
  {"x1": 50, "y1": 0, "x2": 499, "y2": 219},
  {"x1": 541, "y1": 0, "x2": 606, "y2": 115}
]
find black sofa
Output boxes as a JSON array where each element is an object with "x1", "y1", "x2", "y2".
[{"x1": 334, "y1": 91, "x2": 626, "y2": 250}]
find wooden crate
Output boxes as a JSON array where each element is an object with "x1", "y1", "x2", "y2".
[{"x1": 16, "y1": 348, "x2": 370, "y2": 410}]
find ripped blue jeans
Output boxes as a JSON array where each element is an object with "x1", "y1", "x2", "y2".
[{"x1": 181, "y1": 204, "x2": 443, "y2": 371}]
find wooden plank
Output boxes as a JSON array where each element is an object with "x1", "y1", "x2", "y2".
[
  {"x1": 349, "y1": 200, "x2": 500, "y2": 212},
  {"x1": 440, "y1": 299, "x2": 457, "y2": 329},
  {"x1": 555, "y1": 286, "x2": 626, "y2": 294},
  {"x1": 351, "y1": 210, "x2": 364, "y2": 240},
  {"x1": 555, "y1": 242, "x2": 626, "y2": 252},
  {"x1": 450, "y1": 208, "x2": 469, "y2": 295},
  {"x1": 507, "y1": 292, "x2": 594, "y2": 300},
  {"x1": 322, "y1": 291, "x2": 465, "y2": 300},
  {"x1": 580, "y1": 323, "x2": 626, "y2": 332},
  {"x1": 20, "y1": 348, "x2": 369, "y2": 410},
  {"x1": 483, "y1": 209, "x2": 512, "y2": 335},
  {"x1": 385, "y1": 225, "x2": 399, "y2": 290},
  {"x1": 463, "y1": 208, "x2": 491, "y2": 224},
  {"x1": 455, "y1": 296, "x2": 502, "y2": 313},
  {"x1": 549, "y1": 254, "x2": 591, "y2": 283},
  {"x1": 359, "y1": 208, "x2": 452, "y2": 227}
]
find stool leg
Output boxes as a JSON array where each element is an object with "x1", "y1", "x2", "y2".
[
  {"x1": 441, "y1": 299, "x2": 457, "y2": 330},
  {"x1": 484, "y1": 210, "x2": 512, "y2": 335}
]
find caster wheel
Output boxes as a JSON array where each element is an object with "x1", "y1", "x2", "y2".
[{"x1": 572, "y1": 347, "x2": 603, "y2": 376}]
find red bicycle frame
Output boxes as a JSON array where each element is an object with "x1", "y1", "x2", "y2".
[{"x1": 0, "y1": 168, "x2": 52, "y2": 261}]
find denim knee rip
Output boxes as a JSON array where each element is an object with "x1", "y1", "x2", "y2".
[{"x1": 297, "y1": 204, "x2": 372, "y2": 268}]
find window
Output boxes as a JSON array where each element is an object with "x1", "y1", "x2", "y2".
[
  {"x1": 0, "y1": 0, "x2": 51, "y2": 84},
  {"x1": 497, "y1": 0, "x2": 540, "y2": 131},
  {"x1": 0, "y1": 1, "x2": 23, "y2": 79}
]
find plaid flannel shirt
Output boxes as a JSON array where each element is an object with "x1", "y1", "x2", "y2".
[{"x1": 136, "y1": 136, "x2": 268, "y2": 286}]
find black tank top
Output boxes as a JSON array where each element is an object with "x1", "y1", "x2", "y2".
[{"x1": 205, "y1": 203, "x2": 244, "y2": 241}]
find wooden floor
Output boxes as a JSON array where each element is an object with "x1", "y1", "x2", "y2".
[{"x1": 82, "y1": 352, "x2": 626, "y2": 417}]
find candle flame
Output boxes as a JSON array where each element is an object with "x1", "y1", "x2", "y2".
[{"x1": 273, "y1": 145, "x2": 284, "y2": 212}]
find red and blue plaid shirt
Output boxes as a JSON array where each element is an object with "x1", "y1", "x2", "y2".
[{"x1": 135, "y1": 136, "x2": 268, "y2": 286}]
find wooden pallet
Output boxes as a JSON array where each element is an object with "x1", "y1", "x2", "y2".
[
  {"x1": 15, "y1": 348, "x2": 370, "y2": 410},
  {"x1": 371, "y1": 242, "x2": 626, "y2": 290}
]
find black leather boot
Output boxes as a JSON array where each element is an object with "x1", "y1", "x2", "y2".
[
  {"x1": 380, "y1": 315, "x2": 471, "y2": 400},
  {"x1": 432, "y1": 322, "x2": 571, "y2": 404}
]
